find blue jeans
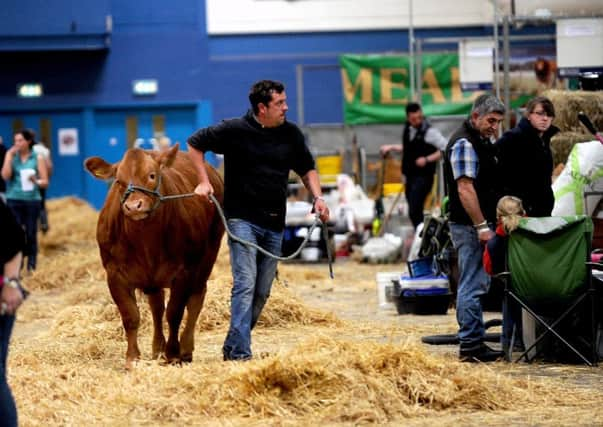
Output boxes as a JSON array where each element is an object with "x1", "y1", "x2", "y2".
[
  {"x1": 223, "y1": 219, "x2": 283, "y2": 360},
  {"x1": 7, "y1": 199, "x2": 41, "y2": 271},
  {"x1": 0, "y1": 315, "x2": 17, "y2": 427},
  {"x1": 502, "y1": 292, "x2": 523, "y2": 350},
  {"x1": 449, "y1": 223, "x2": 490, "y2": 347}
]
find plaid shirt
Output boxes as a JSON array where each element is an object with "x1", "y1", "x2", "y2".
[{"x1": 450, "y1": 138, "x2": 478, "y2": 180}]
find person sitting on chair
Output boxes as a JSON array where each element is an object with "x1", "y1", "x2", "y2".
[{"x1": 483, "y1": 195, "x2": 526, "y2": 353}]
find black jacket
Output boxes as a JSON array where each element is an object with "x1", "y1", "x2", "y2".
[
  {"x1": 496, "y1": 117, "x2": 559, "y2": 217},
  {"x1": 402, "y1": 120, "x2": 437, "y2": 178},
  {"x1": 0, "y1": 144, "x2": 6, "y2": 193},
  {"x1": 187, "y1": 110, "x2": 315, "y2": 231},
  {"x1": 444, "y1": 119, "x2": 500, "y2": 225},
  {"x1": 0, "y1": 198, "x2": 25, "y2": 265}
]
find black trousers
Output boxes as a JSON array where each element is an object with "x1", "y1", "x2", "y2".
[
  {"x1": 6, "y1": 199, "x2": 40, "y2": 271},
  {"x1": 405, "y1": 174, "x2": 434, "y2": 229}
]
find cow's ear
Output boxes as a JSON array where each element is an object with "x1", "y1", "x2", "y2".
[
  {"x1": 84, "y1": 157, "x2": 117, "y2": 180},
  {"x1": 158, "y1": 143, "x2": 179, "y2": 168}
]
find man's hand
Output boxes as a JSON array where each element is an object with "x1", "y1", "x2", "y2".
[
  {"x1": 478, "y1": 229, "x2": 494, "y2": 245},
  {"x1": 313, "y1": 198, "x2": 330, "y2": 223},
  {"x1": 194, "y1": 181, "x2": 214, "y2": 200},
  {"x1": 379, "y1": 144, "x2": 401, "y2": 156},
  {"x1": 1, "y1": 282, "x2": 24, "y2": 316},
  {"x1": 415, "y1": 156, "x2": 428, "y2": 168}
]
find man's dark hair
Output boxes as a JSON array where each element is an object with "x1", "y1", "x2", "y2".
[
  {"x1": 405, "y1": 102, "x2": 422, "y2": 115},
  {"x1": 14, "y1": 128, "x2": 36, "y2": 149},
  {"x1": 249, "y1": 80, "x2": 285, "y2": 114}
]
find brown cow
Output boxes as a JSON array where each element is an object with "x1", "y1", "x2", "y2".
[{"x1": 84, "y1": 144, "x2": 224, "y2": 369}]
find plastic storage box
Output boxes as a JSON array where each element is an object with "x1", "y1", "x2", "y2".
[
  {"x1": 393, "y1": 274, "x2": 451, "y2": 315},
  {"x1": 376, "y1": 271, "x2": 402, "y2": 310}
]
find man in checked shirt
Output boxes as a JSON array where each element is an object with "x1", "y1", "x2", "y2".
[{"x1": 443, "y1": 94, "x2": 505, "y2": 362}]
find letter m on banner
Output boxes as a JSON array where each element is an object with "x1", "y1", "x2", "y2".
[{"x1": 339, "y1": 53, "x2": 479, "y2": 125}]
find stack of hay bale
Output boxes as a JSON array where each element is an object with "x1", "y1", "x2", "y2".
[{"x1": 545, "y1": 90, "x2": 603, "y2": 166}]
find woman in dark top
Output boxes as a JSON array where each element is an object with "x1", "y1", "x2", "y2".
[{"x1": 496, "y1": 96, "x2": 559, "y2": 217}]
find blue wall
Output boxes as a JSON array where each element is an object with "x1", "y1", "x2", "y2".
[{"x1": 0, "y1": 0, "x2": 556, "y2": 204}]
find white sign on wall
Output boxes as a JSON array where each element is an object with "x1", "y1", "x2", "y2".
[
  {"x1": 206, "y1": 0, "x2": 495, "y2": 35},
  {"x1": 556, "y1": 18, "x2": 603, "y2": 71},
  {"x1": 58, "y1": 128, "x2": 79, "y2": 156},
  {"x1": 459, "y1": 39, "x2": 494, "y2": 91}
]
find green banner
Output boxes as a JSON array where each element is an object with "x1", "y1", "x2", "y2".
[{"x1": 340, "y1": 53, "x2": 481, "y2": 125}]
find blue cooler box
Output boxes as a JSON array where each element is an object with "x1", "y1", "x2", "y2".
[{"x1": 393, "y1": 274, "x2": 451, "y2": 315}]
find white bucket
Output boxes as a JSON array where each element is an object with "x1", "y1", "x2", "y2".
[
  {"x1": 300, "y1": 247, "x2": 321, "y2": 261},
  {"x1": 333, "y1": 233, "x2": 348, "y2": 250},
  {"x1": 376, "y1": 271, "x2": 402, "y2": 310}
]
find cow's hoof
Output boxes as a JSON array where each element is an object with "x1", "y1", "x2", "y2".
[
  {"x1": 166, "y1": 358, "x2": 182, "y2": 366},
  {"x1": 153, "y1": 352, "x2": 167, "y2": 362},
  {"x1": 125, "y1": 358, "x2": 139, "y2": 371},
  {"x1": 152, "y1": 342, "x2": 166, "y2": 360},
  {"x1": 180, "y1": 353, "x2": 193, "y2": 363}
]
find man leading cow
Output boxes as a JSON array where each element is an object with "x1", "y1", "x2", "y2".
[{"x1": 188, "y1": 79, "x2": 330, "y2": 361}]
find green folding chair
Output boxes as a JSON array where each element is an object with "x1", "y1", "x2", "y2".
[{"x1": 502, "y1": 216, "x2": 601, "y2": 365}]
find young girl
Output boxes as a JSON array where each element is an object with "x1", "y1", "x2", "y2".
[
  {"x1": 483, "y1": 195, "x2": 525, "y2": 275},
  {"x1": 483, "y1": 195, "x2": 526, "y2": 353}
]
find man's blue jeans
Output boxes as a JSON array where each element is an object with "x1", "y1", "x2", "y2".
[
  {"x1": 0, "y1": 315, "x2": 18, "y2": 427},
  {"x1": 223, "y1": 219, "x2": 283, "y2": 360},
  {"x1": 449, "y1": 223, "x2": 490, "y2": 348}
]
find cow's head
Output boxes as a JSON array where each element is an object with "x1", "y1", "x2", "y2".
[{"x1": 84, "y1": 144, "x2": 179, "y2": 220}]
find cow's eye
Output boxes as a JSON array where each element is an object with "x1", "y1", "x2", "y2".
[{"x1": 149, "y1": 173, "x2": 156, "y2": 180}]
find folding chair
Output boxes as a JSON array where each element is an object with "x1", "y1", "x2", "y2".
[{"x1": 502, "y1": 216, "x2": 601, "y2": 365}]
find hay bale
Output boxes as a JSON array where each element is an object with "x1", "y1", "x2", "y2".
[
  {"x1": 200, "y1": 275, "x2": 341, "y2": 331},
  {"x1": 550, "y1": 132, "x2": 595, "y2": 165},
  {"x1": 12, "y1": 333, "x2": 601, "y2": 425},
  {"x1": 39, "y1": 197, "x2": 98, "y2": 255},
  {"x1": 215, "y1": 337, "x2": 534, "y2": 420},
  {"x1": 27, "y1": 247, "x2": 105, "y2": 291},
  {"x1": 544, "y1": 90, "x2": 603, "y2": 133}
]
